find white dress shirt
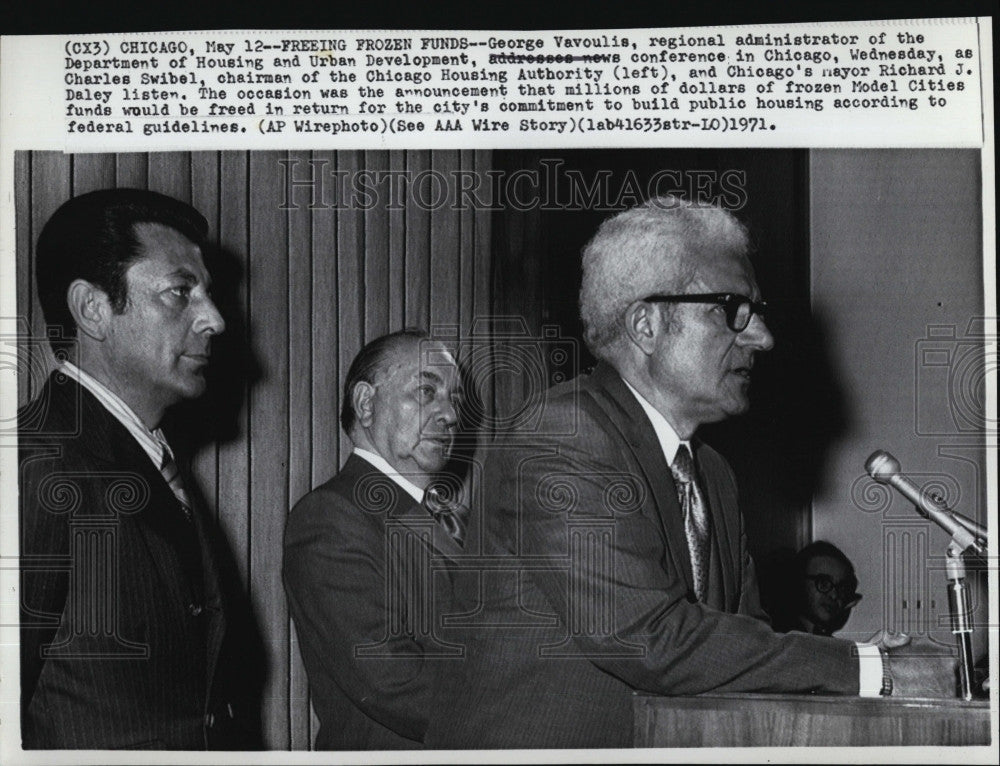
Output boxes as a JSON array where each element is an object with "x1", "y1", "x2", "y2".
[
  {"x1": 352, "y1": 447, "x2": 425, "y2": 504},
  {"x1": 61, "y1": 361, "x2": 177, "y2": 470}
]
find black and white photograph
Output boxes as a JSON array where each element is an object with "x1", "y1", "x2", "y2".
[
  {"x1": 7, "y1": 146, "x2": 992, "y2": 753},
  {"x1": 0, "y1": 8, "x2": 995, "y2": 763}
]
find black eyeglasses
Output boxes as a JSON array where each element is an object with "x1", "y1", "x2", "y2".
[
  {"x1": 642, "y1": 293, "x2": 767, "y2": 333},
  {"x1": 804, "y1": 575, "x2": 862, "y2": 607}
]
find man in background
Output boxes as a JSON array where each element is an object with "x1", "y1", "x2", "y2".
[
  {"x1": 19, "y1": 188, "x2": 260, "y2": 749},
  {"x1": 284, "y1": 330, "x2": 466, "y2": 749},
  {"x1": 770, "y1": 541, "x2": 862, "y2": 636},
  {"x1": 427, "y1": 196, "x2": 957, "y2": 749}
]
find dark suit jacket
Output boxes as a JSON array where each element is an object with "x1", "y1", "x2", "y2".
[
  {"x1": 425, "y1": 364, "x2": 860, "y2": 749},
  {"x1": 19, "y1": 372, "x2": 260, "y2": 749},
  {"x1": 283, "y1": 454, "x2": 463, "y2": 750}
]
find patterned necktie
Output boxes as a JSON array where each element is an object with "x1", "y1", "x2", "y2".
[
  {"x1": 670, "y1": 444, "x2": 711, "y2": 601},
  {"x1": 422, "y1": 485, "x2": 468, "y2": 547},
  {"x1": 159, "y1": 445, "x2": 193, "y2": 521}
]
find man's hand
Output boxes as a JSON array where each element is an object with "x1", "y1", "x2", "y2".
[
  {"x1": 867, "y1": 629, "x2": 912, "y2": 651},
  {"x1": 884, "y1": 636, "x2": 959, "y2": 698}
]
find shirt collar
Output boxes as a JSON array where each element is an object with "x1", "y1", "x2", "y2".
[
  {"x1": 352, "y1": 447, "x2": 425, "y2": 504},
  {"x1": 60, "y1": 360, "x2": 171, "y2": 469},
  {"x1": 621, "y1": 378, "x2": 687, "y2": 466}
]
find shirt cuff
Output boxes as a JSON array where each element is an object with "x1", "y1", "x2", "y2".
[{"x1": 855, "y1": 642, "x2": 884, "y2": 697}]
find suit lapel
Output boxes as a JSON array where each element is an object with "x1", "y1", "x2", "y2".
[
  {"x1": 66, "y1": 378, "x2": 207, "y2": 623},
  {"x1": 47, "y1": 375, "x2": 225, "y2": 714},
  {"x1": 585, "y1": 365, "x2": 696, "y2": 596},
  {"x1": 695, "y1": 441, "x2": 738, "y2": 611},
  {"x1": 338, "y1": 454, "x2": 464, "y2": 561},
  {"x1": 75, "y1": 377, "x2": 225, "y2": 704}
]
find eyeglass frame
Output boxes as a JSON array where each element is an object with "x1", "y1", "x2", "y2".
[
  {"x1": 803, "y1": 574, "x2": 862, "y2": 607},
  {"x1": 641, "y1": 292, "x2": 768, "y2": 333}
]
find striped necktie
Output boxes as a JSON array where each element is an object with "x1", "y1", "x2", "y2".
[
  {"x1": 159, "y1": 445, "x2": 193, "y2": 521},
  {"x1": 422, "y1": 485, "x2": 468, "y2": 547},
  {"x1": 670, "y1": 444, "x2": 711, "y2": 602}
]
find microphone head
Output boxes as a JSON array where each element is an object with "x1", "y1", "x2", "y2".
[{"x1": 865, "y1": 449, "x2": 901, "y2": 483}]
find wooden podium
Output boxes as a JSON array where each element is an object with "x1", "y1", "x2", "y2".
[{"x1": 633, "y1": 693, "x2": 991, "y2": 747}]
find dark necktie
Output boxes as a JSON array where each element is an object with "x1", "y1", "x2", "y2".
[
  {"x1": 670, "y1": 444, "x2": 711, "y2": 601},
  {"x1": 159, "y1": 445, "x2": 193, "y2": 521},
  {"x1": 422, "y1": 485, "x2": 468, "y2": 547}
]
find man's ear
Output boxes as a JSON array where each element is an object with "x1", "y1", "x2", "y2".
[
  {"x1": 623, "y1": 300, "x2": 659, "y2": 356},
  {"x1": 352, "y1": 381, "x2": 377, "y2": 428},
  {"x1": 66, "y1": 279, "x2": 111, "y2": 341}
]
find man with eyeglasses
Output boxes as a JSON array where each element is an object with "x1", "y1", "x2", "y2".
[
  {"x1": 798, "y1": 542, "x2": 862, "y2": 636},
  {"x1": 427, "y1": 195, "x2": 956, "y2": 749},
  {"x1": 769, "y1": 541, "x2": 862, "y2": 637}
]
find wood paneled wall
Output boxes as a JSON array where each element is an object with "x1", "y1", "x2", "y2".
[{"x1": 14, "y1": 150, "x2": 493, "y2": 749}]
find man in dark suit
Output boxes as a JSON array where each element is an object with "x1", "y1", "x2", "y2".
[
  {"x1": 19, "y1": 188, "x2": 260, "y2": 749},
  {"x1": 425, "y1": 196, "x2": 956, "y2": 749},
  {"x1": 283, "y1": 330, "x2": 465, "y2": 749}
]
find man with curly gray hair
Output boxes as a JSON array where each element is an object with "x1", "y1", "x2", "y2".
[
  {"x1": 579, "y1": 195, "x2": 770, "y2": 436},
  {"x1": 580, "y1": 195, "x2": 751, "y2": 359}
]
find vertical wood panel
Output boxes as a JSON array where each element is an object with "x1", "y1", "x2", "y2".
[
  {"x1": 28, "y1": 152, "x2": 70, "y2": 402},
  {"x1": 15, "y1": 152, "x2": 33, "y2": 406},
  {"x1": 248, "y1": 151, "x2": 291, "y2": 750},
  {"x1": 473, "y1": 151, "x2": 493, "y2": 322},
  {"x1": 72, "y1": 154, "x2": 115, "y2": 194},
  {"x1": 217, "y1": 152, "x2": 251, "y2": 591},
  {"x1": 430, "y1": 151, "x2": 461, "y2": 336},
  {"x1": 285, "y1": 150, "x2": 313, "y2": 751},
  {"x1": 189, "y1": 152, "x2": 221, "y2": 517},
  {"x1": 363, "y1": 151, "x2": 390, "y2": 340},
  {"x1": 388, "y1": 152, "x2": 407, "y2": 330},
  {"x1": 115, "y1": 153, "x2": 148, "y2": 188},
  {"x1": 473, "y1": 151, "x2": 495, "y2": 426},
  {"x1": 336, "y1": 151, "x2": 365, "y2": 462},
  {"x1": 147, "y1": 153, "x2": 191, "y2": 201},
  {"x1": 308, "y1": 150, "x2": 339, "y2": 749},
  {"x1": 458, "y1": 150, "x2": 476, "y2": 337},
  {"x1": 310, "y1": 150, "x2": 340, "y2": 486},
  {"x1": 405, "y1": 151, "x2": 431, "y2": 330}
]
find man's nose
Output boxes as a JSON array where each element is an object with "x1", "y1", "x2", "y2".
[
  {"x1": 437, "y1": 397, "x2": 459, "y2": 427},
  {"x1": 738, "y1": 314, "x2": 774, "y2": 351},
  {"x1": 195, "y1": 295, "x2": 226, "y2": 336}
]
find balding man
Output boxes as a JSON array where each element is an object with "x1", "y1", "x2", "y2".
[
  {"x1": 426, "y1": 196, "x2": 955, "y2": 749},
  {"x1": 283, "y1": 330, "x2": 465, "y2": 749}
]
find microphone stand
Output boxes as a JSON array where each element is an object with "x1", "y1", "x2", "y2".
[
  {"x1": 864, "y1": 451, "x2": 987, "y2": 699},
  {"x1": 941, "y1": 524, "x2": 982, "y2": 701}
]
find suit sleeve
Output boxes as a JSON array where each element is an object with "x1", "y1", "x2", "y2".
[
  {"x1": 490, "y1": 402, "x2": 860, "y2": 697},
  {"x1": 19, "y1": 448, "x2": 71, "y2": 712},
  {"x1": 282, "y1": 492, "x2": 433, "y2": 742}
]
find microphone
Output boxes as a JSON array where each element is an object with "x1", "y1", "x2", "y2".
[{"x1": 865, "y1": 449, "x2": 986, "y2": 555}]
